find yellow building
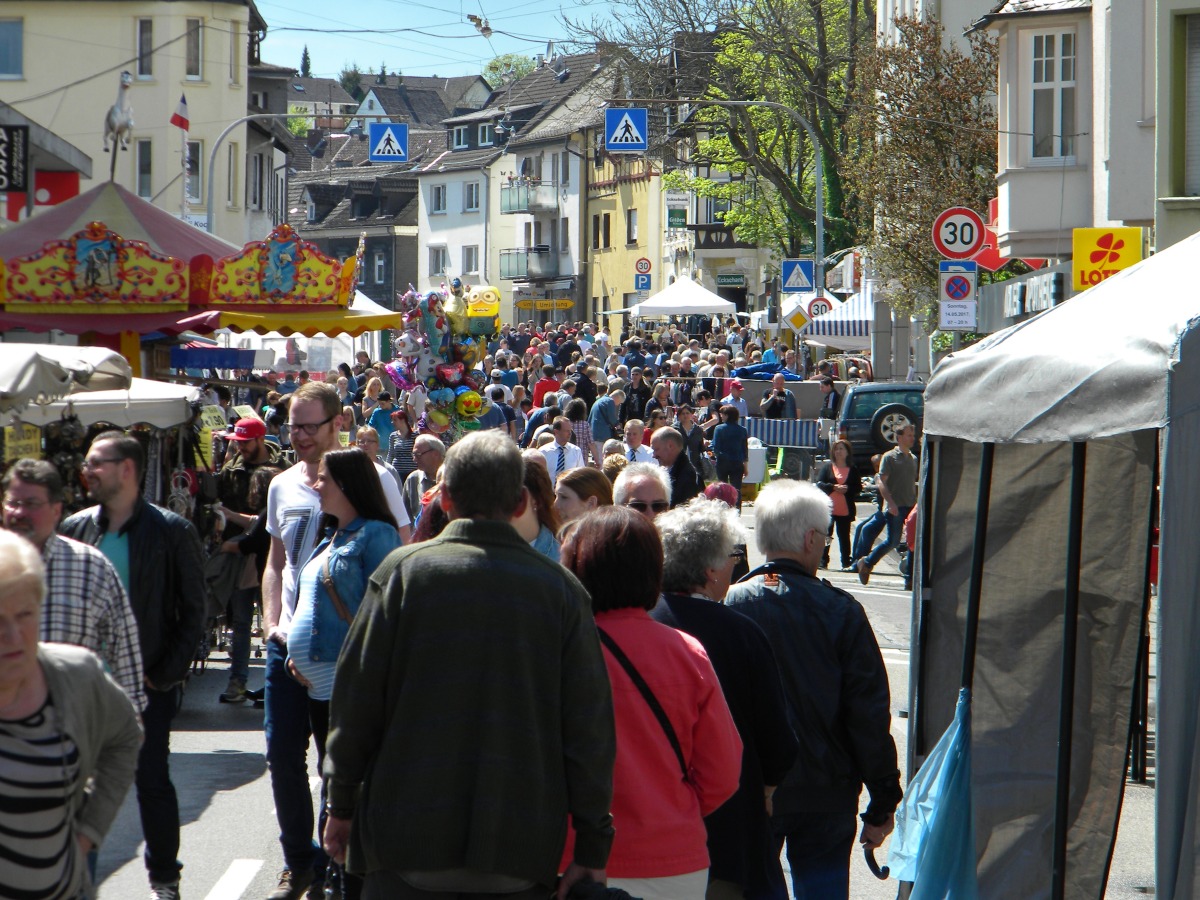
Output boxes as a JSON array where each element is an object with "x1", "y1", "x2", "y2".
[{"x1": 0, "y1": 0, "x2": 263, "y2": 243}]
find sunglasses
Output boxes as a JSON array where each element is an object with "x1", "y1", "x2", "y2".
[{"x1": 625, "y1": 500, "x2": 670, "y2": 514}]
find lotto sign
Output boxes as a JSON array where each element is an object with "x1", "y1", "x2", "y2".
[
  {"x1": 635, "y1": 257, "x2": 652, "y2": 274},
  {"x1": 1072, "y1": 227, "x2": 1143, "y2": 291},
  {"x1": 932, "y1": 207, "x2": 986, "y2": 259}
]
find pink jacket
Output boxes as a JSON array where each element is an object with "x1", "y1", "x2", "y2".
[{"x1": 563, "y1": 607, "x2": 743, "y2": 878}]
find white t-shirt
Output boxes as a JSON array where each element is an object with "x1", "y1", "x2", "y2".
[{"x1": 267, "y1": 458, "x2": 410, "y2": 633}]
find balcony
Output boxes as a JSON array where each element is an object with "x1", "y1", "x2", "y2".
[
  {"x1": 688, "y1": 223, "x2": 757, "y2": 251},
  {"x1": 500, "y1": 179, "x2": 559, "y2": 214},
  {"x1": 500, "y1": 246, "x2": 559, "y2": 281}
]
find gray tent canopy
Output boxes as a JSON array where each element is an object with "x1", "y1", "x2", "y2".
[{"x1": 914, "y1": 229, "x2": 1198, "y2": 899}]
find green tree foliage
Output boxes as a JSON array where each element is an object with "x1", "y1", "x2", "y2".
[
  {"x1": 300, "y1": 45, "x2": 312, "y2": 78},
  {"x1": 286, "y1": 104, "x2": 310, "y2": 138},
  {"x1": 340, "y1": 64, "x2": 364, "y2": 101},
  {"x1": 483, "y1": 52, "x2": 536, "y2": 87},
  {"x1": 842, "y1": 17, "x2": 998, "y2": 319}
]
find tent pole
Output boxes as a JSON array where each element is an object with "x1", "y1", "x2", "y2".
[
  {"x1": 960, "y1": 441, "x2": 994, "y2": 693},
  {"x1": 1051, "y1": 441, "x2": 1088, "y2": 900},
  {"x1": 912, "y1": 437, "x2": 938, "y2": 757},
  {"x1": 1130, "y1": 439, "x2": 1159, "y2": 784}
]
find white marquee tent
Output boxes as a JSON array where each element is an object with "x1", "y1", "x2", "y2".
[{"x1": 626, "y1": 277, "x2": 736, "y2": 317}]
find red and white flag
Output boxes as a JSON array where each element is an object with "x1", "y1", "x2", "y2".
[{"x1": 170, "y1": 94, "x2": 189, "y2": 131}]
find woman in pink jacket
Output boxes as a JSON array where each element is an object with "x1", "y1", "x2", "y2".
[{"x1": 561, "y1": 506, "x2": 743, "y2": 899}]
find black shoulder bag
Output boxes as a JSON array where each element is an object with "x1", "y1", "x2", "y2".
[{"x1": 596, "y1": 627, "x2": 688, "y2": 781}]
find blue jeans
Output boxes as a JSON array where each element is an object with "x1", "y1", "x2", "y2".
[
  {"x1": 771, "y1": 813, "x2": 857, "y2": 900},
  {"x1": 264, "y1": 637, "x2": 324, "y2": 875},
  {"x1": 864, "y1": 506, "x2": 912, "y2": 568},
  {"x1": 139, "y1": 686, "x2": 182, "y2": 884},
  {"x1": 852, "y1": 510, "x2": 886, "y2": 562}
]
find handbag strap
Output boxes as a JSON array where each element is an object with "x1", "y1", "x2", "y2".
[
  {"x1": 596, "y1": 626, "x2": 687, "y2": 780},
  {"x1": 321, "y1": 553, "x2": 353, "y2": 624}
]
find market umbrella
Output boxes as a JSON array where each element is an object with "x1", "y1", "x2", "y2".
[
  {"x1": 0, "y1": 344, "x2": 132, "y2": 413},
  {"x1": 13, "y1": 377, "x2": 201, "y2": 429}
]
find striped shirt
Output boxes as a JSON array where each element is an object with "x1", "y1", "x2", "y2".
[
  {"x1": 0, "y1": 699, "x2": 81, "y2": 900},
  {"x1": 41, "y1": 535, "x2": 145, "y2": 712},
  {"x1": 386, "y1": 431, "x2": 417, "y2": 482}
]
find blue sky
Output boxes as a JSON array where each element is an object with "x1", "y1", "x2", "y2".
[{"x1": 257, "y1": 0, "x2": 606, "y2": 81}]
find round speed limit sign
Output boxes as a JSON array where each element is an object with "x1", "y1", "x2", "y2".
[
  {"x1": 635, "y1": 257, "x2": 652, "y2": 274},
  {"x1": 932, "y1": 207, "x2": 986, "y2": 259},
  {"x1": 808, "y1": 296, "x2": 833, "y2": 318}
]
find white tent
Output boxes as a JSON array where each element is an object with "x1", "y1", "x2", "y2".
[
  {"x1": 799, "y1": 291, "x2": 872, "y2": 350},
  {"x1": 629, "y1": 278, "x2": 736, "y2": 317},
  {"x1": 910, "y1": 230, "x2": 1200, "y2": 898},
  {"x1": 14, "y1": 378, "x2": 203, "y2": 429},
  {"x1": 0, "y1": 344, "x2": 132, "y2": 414}
]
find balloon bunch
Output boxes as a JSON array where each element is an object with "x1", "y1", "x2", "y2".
[{"x1": 386, "y1": 279, "x2": 501, "y2": 440}]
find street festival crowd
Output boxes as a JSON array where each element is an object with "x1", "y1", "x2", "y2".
[{"x1": 0, "y1": 317, "x2": 913, "y2": 900}]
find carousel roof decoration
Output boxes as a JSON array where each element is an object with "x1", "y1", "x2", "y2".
[
  {"x1": 209, "y1": 223, "x2": 354, "y2": 307},
  {"x1": 0, "y1": 220, "x2": 189, "y2": 313}
]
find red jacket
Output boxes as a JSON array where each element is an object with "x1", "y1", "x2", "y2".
[
  {"x1": 562, "y1": 608, "x2": 742, "y2": 878},
  {"x1": 532, "y1": 377, "x2": 561, "y2": 410}
]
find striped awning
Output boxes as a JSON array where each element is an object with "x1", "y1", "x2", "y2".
[
  {"x1": 801, "y1": 291, "x2": 872, "y2": 339},
  {"x1": 743, "y1": 417, "x2": 819, "y2": 449}
]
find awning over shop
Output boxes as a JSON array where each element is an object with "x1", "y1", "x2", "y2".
[
  {"x1": 13, "y1": 377, "x2": 201, "y2": 429},
  {"x1": 177, "y1": 291, "x2": 400, "y2": 338},
  {"x1": 800, "y1": 291, "x2": 872, "y2": 350},
  {"x1": 0, "y1": 344, "x2": 132, "y2": 413}
]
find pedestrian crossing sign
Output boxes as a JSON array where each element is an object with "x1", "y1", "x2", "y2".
[
  {"x1": 781, "y1": 259, "x2": 815, "y2": 294},
  {"x1": 605, "y1": 108, "x2": 648, "y2": 153},
  {"x1": 368, "y1": 122, "x2": 408, "y2": 162}
]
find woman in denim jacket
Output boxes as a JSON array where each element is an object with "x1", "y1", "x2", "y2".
[{"x1": 287, "y1": 448, "x2": 399, "y2": 900}]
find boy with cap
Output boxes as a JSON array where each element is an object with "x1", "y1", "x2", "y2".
[{"x1": 721, "y1": 379, "x2": 750, "y2": 420}]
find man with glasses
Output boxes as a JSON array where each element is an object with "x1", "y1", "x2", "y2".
[
  {"x1": 2, "y1": 458, "x2": 144, "y2": 711},
  {"x1": 724, "y1": 480, "x2": 901, "y2": 900},
  {"x1": 60, "y1": 432, "x2": 208, "y2": 900},
  {"x1": 261, "y1": 382, "x2": 411, "y2": 900},
  {"x1": 404, "y1": 435, "x2": 446, "y2": 522},
  {"x1": 612, "y1": 462, "x2": 672, "y2": 521}
]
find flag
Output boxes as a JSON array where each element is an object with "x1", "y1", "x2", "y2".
[{"x1": 170, "y1": 94, "x2": 189, "y2": 131}]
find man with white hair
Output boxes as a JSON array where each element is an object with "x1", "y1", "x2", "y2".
[
  {"x1": 723, "y1": 480, "x2": 901, "y2": 900},
  {"x1": 404, "y1": 435, "x2": 446, "y2": 522},
  {"x1": 612, "y1": 462, "x2": 672, "y2": 521}
]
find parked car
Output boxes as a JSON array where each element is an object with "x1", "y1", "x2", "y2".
[{"x1": 836, "y1": 381, "x2": 925, "y2": 467}]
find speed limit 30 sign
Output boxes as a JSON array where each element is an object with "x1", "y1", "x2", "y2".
[{"x1": 932, "y1": 207, "x2": 986, "y2": 260}]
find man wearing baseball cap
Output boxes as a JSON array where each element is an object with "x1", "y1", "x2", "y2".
[{"x1": 721, "y1": 379, "x2": 750, "y2": 420}]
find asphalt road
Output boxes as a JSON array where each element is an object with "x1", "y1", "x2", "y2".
[{"x1": 93, "y1": 503, "x2": 1156, "y2": 899}]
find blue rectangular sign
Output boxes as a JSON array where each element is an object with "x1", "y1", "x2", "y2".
[
  {"x1": 605, "y1": 108, "x2": 648, "y2": 153},
  {"x1": 634, "y1": 273, "x2": 651, "y2": 292},
  {"x1": 939, "y1": 259, "x2": 978, "y2": 274},
  {"x1": 781, "y1": 259, "x2": 815, "y2": 294},
  {"x1": 368, "y1": 122, "x2": 408, "y2": 162}
]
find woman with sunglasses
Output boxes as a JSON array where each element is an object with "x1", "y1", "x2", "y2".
[
  {"x1": 286, "y1": 448, "x2": 400, "y2": 900},
  {"x1": 559, "y1": 507, "x2": 742, "y2": 899}
]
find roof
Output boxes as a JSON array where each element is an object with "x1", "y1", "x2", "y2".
[
  {"x1": 413, "y1": 147, "x2": 503, "y2": 176},
  {"x1": 250, "y1": 61, "x2": 297, "y2": 78},
  {"x1": 290, "y1": 165, "x2": 419, "y2": 232},
  {"x1": 974, "y1": 0, "x2": 1090, "y2": 28},
  {"x1": 475, "y1": 53, "x2": 610, "y2": 144},
  {"x1": 288, "y1": 77, "x2": 356, "y2": 106},
  {"x1": 365, "y1": 85, "x2": 451, "y2": 126},
  {"x1": 363, "y1": 73, "x2": 490, "y2": 110},
  {"x1": 444, "y1": 103, "x2": 538, "y2": 125}
]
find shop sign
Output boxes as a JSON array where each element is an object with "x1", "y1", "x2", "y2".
[
  {"x1": 667, "y1": 208, "x2": 687, "y2": 228},
  {"x1": 535, "y1": 300, "x2": 554, "y2": 310},
  {"x1": 716, "y1": 273, "x2": 745, "y2": 287},
  {"x1": 3, "y1": 423, "x2": 40, "y2": 463},
  {"x1": 1072, "y1": 228, "x2": 1143, "y2": 291},
  {"x1": 0, "y1": 125, "x2": 29, "y2": 192}
]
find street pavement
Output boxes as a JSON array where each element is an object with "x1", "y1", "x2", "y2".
[{"x1": 94, "y1": 501, "x2": 1156, "y2": 899}]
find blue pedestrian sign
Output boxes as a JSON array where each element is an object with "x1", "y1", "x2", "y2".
[
  {"x1": 605, "y1": 108, "x2": 648, "y2": 153},
  {"x1": 781, "y1": 259, "x2": 815, "y2": 294},
  {"x1": 634, "y1": 273, "x2": 651, "y2": 292},
  {"x1": 368, "y1": 122, "x2": 408, "y2": 162}
]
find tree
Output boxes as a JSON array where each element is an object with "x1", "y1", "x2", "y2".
[
  {"x1": 340, "y1": 64, "x2": 364, "y2": 101},
  {"x1": 842, "y1": 17, "x2": 998, "y2": 319},
  {"x1": 286, "y1": 103, "x2": 310, "y2": 138},
  {"x1": 300, "y1": 45, "x2": 311, "y2": 78},
  {"x1": 483, "y1": 52, "x2": 536, "y2": 87}
]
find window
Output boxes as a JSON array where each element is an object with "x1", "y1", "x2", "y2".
[
  {"x1": 249, "y1": 153, "x2": 265, "y2": 210},
  {"x1": 0, "y1": 19, "x2": 21, "y2": 78},
  {"x1": 307, "y1": 198, "x2": 316, "y2": 222},
  {"x1": 464, "y1": 181, "x2": 480, "y2": 211},
  {"x1": 136, "y1": 19, "x2": 153, "y2": 77},
  {"x1": 374, "y1": 250, "x2": 386, "y2": 284},
  {"x1": 626, "y1": 208, "x2": 638, "y2": 243},
  {"x1": 136, "y1": 140, "x2": 152, "y2": 198},
  {"x1": 560, "y1": 217, "x2": 569, "y2": 253},
  {"x1": 185, "y1": 19, "x2": 202, "y2": 79},
  {"x1": 593, "y1": 132, "x2": 604, "y2": 168},
  {"x1": 453, "y1": 126, "x2": 469, "y2": 149},
  {"x1": 226, "y1": 143, "x2": 238, "y2": 205},
  {"x1": 560, "y1": 151, "x2": 570, "y2": 185},
  {"x1": 228, "y1": 19, "x2": 240, "y2": 83},
  {"x1": 1184, "y1": 16, "x2": 1200, "y2": 194},
  {"x1": 602, "y1": 213, "x2": 611, "y2": 248},
  {"x1": 431, "y1": 184, "x2": 447, "y2": 213},
  {"x1": 429, "y1": 246, "x2": 449, "y2": 276},
  {"x1": 463, "y1": 245, "x2": 479, "y2": 274},
  {"x1": 250, "y1": 91, "x2": 266, "y2": 110},
  {"x1": 186, "y1": 140, "x2": 201, "y2": 202},
  {"x1": 1031, "y1": 30, "x2": 1076, "y2": 159},
  {"x1": 591, "y1": 214, "x2": 600, "y2": 250},
  {"x1": 478, "y1": 124, "x2": 493, "y2": 146}
]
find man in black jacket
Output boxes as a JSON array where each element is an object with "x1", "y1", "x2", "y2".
[
  {"x1": 61, "y1": 431, "x2": 207, "y2": 900},
  {"x1": 724, "y1": 479, "x2": 902, "y2": 900},
  {"x1": 650, "y1": 427, "x2": 703, "y2": 507},
  {"x1": 570, "y1": 361, "x2": 598, "y2": 412}
]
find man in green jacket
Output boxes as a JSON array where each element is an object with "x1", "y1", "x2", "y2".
[{"x1": 324, "y1": 430, "x2": 616, "y2": 899}]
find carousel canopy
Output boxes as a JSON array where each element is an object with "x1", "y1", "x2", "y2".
[
  {"x1": 177, "y1": 291, "x2": 401, "y2": 338},
  {"x1": 0, "y1": 343, "x2": 132, "y2": 413}
]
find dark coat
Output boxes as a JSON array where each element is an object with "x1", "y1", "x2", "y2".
[{"x1": 814, "y1": 460, "x2": 863, "y2": 521}]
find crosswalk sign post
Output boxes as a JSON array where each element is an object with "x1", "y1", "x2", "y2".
[
  {"x1": 781, "y1": 259, "x2": 815, "y2": 294},
  {"x1": 368, "y1": 122, "x2": 408, "y2": 162},
  {"x1": 605, "y1": 108, "x2": 648, "y2": 153}
]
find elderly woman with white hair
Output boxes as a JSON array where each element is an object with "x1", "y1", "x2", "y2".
[
  {"x1": 0, "y1": 530, "x2": 142, "y2": 899},
  {"x1": 651, "y1": 499, "x2": 799, "y2": 900}
]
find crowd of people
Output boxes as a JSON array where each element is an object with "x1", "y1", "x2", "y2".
[{"x1": 0, "y1": 319, "x2": 910, "y2": 900}]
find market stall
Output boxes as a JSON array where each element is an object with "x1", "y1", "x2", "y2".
[{"x1": 0, "y1": 344, "x2": 132, "y2": 413}]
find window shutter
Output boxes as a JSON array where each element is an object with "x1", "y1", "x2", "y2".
[{"x1": 1185, "y1": 16, "x2": 1200, "y2": 195}]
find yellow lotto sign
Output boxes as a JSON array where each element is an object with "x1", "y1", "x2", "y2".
[{"x1": 1072, "y1": 228, "x2": 1144, "y2": 291}]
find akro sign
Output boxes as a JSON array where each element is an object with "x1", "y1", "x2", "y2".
[{"x1": 1072, "y1": 228, "x2": 1143, "y2": 291}]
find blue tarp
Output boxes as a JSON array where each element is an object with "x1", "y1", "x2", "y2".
[
  {"x1": 169, "y1": 347, "x2": 257, "y2": 370},
  {"x1": 729, "y1": 363, "x2": 804, "y2": 381}
]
